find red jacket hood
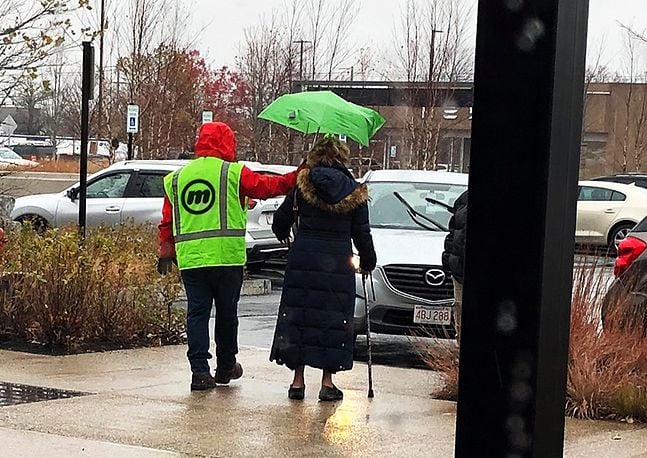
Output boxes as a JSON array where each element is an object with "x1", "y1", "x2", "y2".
[{"x1": 194, "y1": 122, "x2": 236, "y2": 161}]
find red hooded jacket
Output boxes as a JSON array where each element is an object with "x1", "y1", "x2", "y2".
[{"x1": 159, "y1": 122, "x2": 298, "y2": 259}]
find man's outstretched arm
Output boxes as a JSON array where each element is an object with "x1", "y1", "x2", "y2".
[{"x1": 239, "y1": 166, "x2": 302, "y2": 200}]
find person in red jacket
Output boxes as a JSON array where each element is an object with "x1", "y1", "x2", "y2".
[{"x1": 158, "y1": 121, "x2": 300, "y2": 391}]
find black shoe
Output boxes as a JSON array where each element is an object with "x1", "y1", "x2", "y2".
[
  {"x1": 319, "y1": 384, "x2": 343, "y2": 402},
  {"x1": 191, "y1": 372, "x2": 217, "y2": 391},
  {"x1": 214, "y1": 362, "x2": 244, "y2": 384},
  {"x1": 288, "y1": 385, "x2": 305, "y2": 400}
]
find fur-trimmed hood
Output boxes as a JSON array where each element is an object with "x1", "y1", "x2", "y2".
[{"x1": 297, "y1": 166, "x2": 368, "y2": 214}]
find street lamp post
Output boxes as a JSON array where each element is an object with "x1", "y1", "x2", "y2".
[
  {"x1": 79, "y1": 42, "x2": 95, "y2": 239},
  {"x1": 293, "y1": 40, "x2": 312, "y2": 83},
  {"x1": 427, "y1": 29, "x2": 443, "y2": 109}
]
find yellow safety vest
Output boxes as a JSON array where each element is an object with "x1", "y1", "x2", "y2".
[{"x1": 163, "y1": 157, "x2": 247, "y2": 269}]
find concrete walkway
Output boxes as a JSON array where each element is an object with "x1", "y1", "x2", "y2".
[{"x1": 0, "y1": 346, "x2": 645, "y2": 457}]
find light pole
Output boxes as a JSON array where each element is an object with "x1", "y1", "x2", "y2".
[
  {"x1": 427, "y1": 29, "x2": 443, "y2": 108},
  {"x1": 293, "y1": 40, "x2": 312, "y2": 83}
]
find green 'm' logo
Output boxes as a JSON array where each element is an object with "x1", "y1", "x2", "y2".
[{"x1": 181, "y1": 179, "x2": 216, "y2": 215}]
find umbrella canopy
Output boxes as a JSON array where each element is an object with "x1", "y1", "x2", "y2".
[{"x1": 258, "y1": 91, "x2": 386, "y2": 146}]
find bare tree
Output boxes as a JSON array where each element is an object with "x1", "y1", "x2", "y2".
[
  {"x1": 306, "y1": 0, "x2": 332, "y2": 80},
  {"x1": 0, "y1": 1, "x2": 89, "y2": 104},
  {"x1": 578, "y1": 39, "x2": 612, "y2": 174},
  {"x1": 110, "y1": 0, "x2": 201, "y2": 157},
  {"x1": 237, "y1": 14, "x2": 294, "y2": 161},
  {"x1": 392, "y1": 0, "x2": 474, "y2": 170},
  {"x1": 394, "y1": 0, "x2": 422, "y2": 82},
  {"x1": 325, "y1": 0, "x2": 359, "y2": 80},
  {"x1": 394, "y1": 0, "x2": 472, "y2": 82},
  {"x1": 298, "y1": 0, "x2": 359, "y2": 81},
  {"x1": 354, "y1": 46, "x2": 376, "y2": 80},
  {"x1": 13, "y1": 79, "x2": 48, "y2": 135},
  {"x1": 620, "y1": 23, "x2": 647, "y2": 46},
  {"x1": 41, "y1": 55, "x2": 67, "y2": 157},
  {"x1": 616, "y1": 30, "x2": 647, "y2": 172}
]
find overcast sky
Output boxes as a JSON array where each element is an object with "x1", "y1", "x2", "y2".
[{"x1": 189, "y1": 0, "x2": 646, "y2": 75}]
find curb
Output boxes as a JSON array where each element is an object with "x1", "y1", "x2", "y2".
[{"x1": 241, "y1": 278, "x2": 272, "y2": 296}]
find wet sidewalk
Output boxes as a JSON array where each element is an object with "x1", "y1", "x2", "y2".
[{"x1": 0, "y1": 346, "x2": 645, "y2": 457}]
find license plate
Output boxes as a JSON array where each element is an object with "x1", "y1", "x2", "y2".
[
  {"x1": 413, "y1": 305, "x2": 452, "y2": 325},
  {"x1": 265, "y1": 213, "x2": 274, "y2": 224}
]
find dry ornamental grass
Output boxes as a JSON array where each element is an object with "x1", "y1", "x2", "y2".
[
  {"x1": 0, "y1": 224, "x2": 184, "y2": 353},
  {"x1": 415, "y1": 258, "x2": 646, "y2": 422}
]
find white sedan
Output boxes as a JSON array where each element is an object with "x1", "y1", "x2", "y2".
[
  {"x1": 0, "y1": 147, "x2": 39, "y2": 169},
  {"x1": 576, "y1": 180, "x2": 647, "y2": 249},
  {"x1": 10, "y1": 159, "x2": 295, "y2": 265}
]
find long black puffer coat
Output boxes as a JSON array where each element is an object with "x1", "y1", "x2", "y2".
[
  {"x1": 270, "y1": 164, "x2": 376, "y2": 373},
  {"x1": 442, "y1": 190, "x2": 468, "y2": 284}
]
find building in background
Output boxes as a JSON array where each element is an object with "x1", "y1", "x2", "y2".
[{"x1": 295, "y1": 81, "x2": 647, "y2": 178}]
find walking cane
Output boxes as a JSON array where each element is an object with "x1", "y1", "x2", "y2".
[{"x1": 362, "y1": 273, "x2": 375, "y2": 398}]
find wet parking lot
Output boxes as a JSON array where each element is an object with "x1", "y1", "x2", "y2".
[
  {"x1": 235, "y1": 290, "x2": 431, "y2": 370},
  {"x1": 184, "y1": 250, "x2": 616, "y2": 373},
  {"x1": 239, "y1": 249, "x2": 615, "y2": 369}
]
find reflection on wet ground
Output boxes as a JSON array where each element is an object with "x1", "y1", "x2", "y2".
[{"x1": 0, "y1": 381, "x2": 88, "y2": 407}]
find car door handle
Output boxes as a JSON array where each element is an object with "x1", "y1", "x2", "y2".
[
  {"x1": 105, "y1": 206, "x2": 121, "y2": 213},
  {"x1": 604, "y1": 209, "x2": 616, "y2": 214}
]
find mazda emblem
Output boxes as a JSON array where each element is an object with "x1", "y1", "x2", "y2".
[{"x1": 425, "y1": 269, "x2": 446, "y2": 286}]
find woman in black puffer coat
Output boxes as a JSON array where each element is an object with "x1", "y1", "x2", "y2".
[{"x1": 270, "y1": 137, "x2": 377, "y2": 402}]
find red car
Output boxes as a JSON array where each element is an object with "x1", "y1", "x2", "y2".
[{"x1": 603, "y1": 216, "x2": 647, "y2": 334}]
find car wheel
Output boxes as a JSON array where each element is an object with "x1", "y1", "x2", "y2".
[
  {"x1": 16, "y1": 215, "x2": 49, "y2": 233},
  {"x1": 609, "y1": 222, "x2": 635, "y2": 251}
]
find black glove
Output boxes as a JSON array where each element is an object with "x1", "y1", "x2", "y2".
[{"x1": 157, "y1": 257, "x2": 177, "y2": 275}]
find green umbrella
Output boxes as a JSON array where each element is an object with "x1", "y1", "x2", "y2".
[{"x1": 258, "y1": 91, "x2": 386, "y2": 146}]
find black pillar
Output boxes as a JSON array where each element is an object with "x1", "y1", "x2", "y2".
[
  {"x1": 79, "y1": 41, "x2": 94, "y2": 239},
  {"x1": 127, "y1": 132, "x2": 134, "y2": 160},
  {"x1": 455, "y1": 1, "x2": 589, "y2": 457}
]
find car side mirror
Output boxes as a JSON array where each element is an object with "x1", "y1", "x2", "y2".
[{"x1": 67, "y1": 188, "x2": 78, "y2": 201}]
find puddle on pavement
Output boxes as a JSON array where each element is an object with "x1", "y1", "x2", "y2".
[{"x1": 0, "y1": 381, "x2": 89, "y2": 407}]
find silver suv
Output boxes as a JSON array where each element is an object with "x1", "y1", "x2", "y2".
[
  {"x1": 10, "y1": 160, "x2": 295, "y2": 265},
  {"x1": 353, "y1": 170, "x2": 468, "y2": 339}
]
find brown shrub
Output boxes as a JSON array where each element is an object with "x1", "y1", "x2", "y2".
[
  {"x1": 0, "y1": 224, "x2": 184, "y2": 352},
  {"x1": 415, "y1": 335, "x2": 459, "y2": 401},
  {"x1": 13, "y1": 159, "x2": 106, "y2": 174},
  {"x1": 415, "y1": 258, "x2": 647, "y2": 422},
  {"x1": 567, "y1": 258, "x2": 647, "y2": 421}
]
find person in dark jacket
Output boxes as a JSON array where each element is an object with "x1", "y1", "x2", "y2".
[
  {"x1": 442, "y1": 190, "x2": 468, "y2": 341},
  {"x1": 270, "y1": 136, "x2": 377, "y2": 402}
]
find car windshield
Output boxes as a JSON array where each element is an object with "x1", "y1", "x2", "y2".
[
  {"x1": 367, "y1": 181, "x2": 467, "y2": 231},
  {"x1": 0, "y1": 148, "x2": 21, "y2": 160}
]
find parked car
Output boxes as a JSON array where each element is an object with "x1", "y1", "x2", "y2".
[
  {"x1": 591, "y1": 173, "x2": 647, "y2": 190},
  {"x1": 601, "y1": 215, "x2": 647, "y2": 334},
  {"x1": 353, "y1": 170, "x2": 469, "y2": 338},
  {"x1": 0, "y1": 147, "x2": 39, "y2": 169},
  {"x1": 576, "y1": 181, "x2": 647, "y2": 250},
  {"x1": 10, "y1": 160, "x2": 295, "y2": 265}
]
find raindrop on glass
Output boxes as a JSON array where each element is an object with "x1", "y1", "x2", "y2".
[
  {"x1": 504, "y1": 0, "x2": 524, "y2": 12},
  {"x1": 517, "y1": 18, "x2": 546, "y2": 52},
  {"x1": 497, "y1": 299, "x2": 517, "y2": 334}
]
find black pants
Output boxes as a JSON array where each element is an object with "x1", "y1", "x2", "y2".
[{"x1": 181, "y1": 266, "x2": 244, "y2": 374}]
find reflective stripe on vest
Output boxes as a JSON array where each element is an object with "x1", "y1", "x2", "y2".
[{"x1": 164, "y1": 157, "x2": 247, "y2": 269}]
